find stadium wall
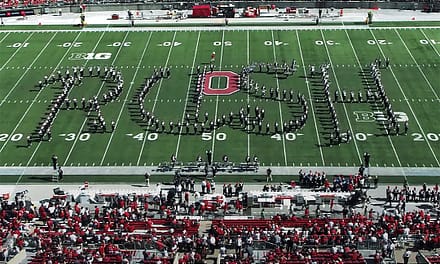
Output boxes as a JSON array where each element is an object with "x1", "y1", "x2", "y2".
[{"x1": 40, "y1": 1, "x2": 425, "y2": 14}]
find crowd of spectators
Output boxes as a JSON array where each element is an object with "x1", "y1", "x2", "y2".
[
  {"x1": 385, "y1": 183, "x2": 440, "y2": 215},
  {"x1": 0, "y1": 178, "x2": 439, "y2": 263},
  {"x1": 0, "y1": 0, "x2": 126, "y2": 9},
  {"x1": 1, "y1": 0, "x2": 435, "y2": 10},
  {"x1": 297, "y1": 169, "x2": 378, "y2": 191}
]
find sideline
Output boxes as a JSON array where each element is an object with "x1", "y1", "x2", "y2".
[
  {"x1": 2, "y1": 25, "x2": 440, "y2": 33},
  {"x1": 1, "y1": 165, "x2": 440, "y2": 176}
]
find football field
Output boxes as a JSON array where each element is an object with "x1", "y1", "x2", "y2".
[{"x1": 0, "y1": 26, "x2": 439, "y2": 170}]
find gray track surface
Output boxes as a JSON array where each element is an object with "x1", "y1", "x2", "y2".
[{"x1": 1, "y1": 166, "x2": 440, "y2": 176}]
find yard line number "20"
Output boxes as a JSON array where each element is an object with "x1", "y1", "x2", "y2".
[{"x1": 0, "y1": 133, "x2": 23, "y2": 142}]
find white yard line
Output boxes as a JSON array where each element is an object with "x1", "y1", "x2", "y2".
[
  {"x1": 2, "y1": 25, "x2": 439, "y2": 34},
  {"x1": 64, "y1": 31, "x2": 130, "y2": 166},
  {"x1": 295, "y1": 30, "x2": 325, "y2": 166},
  {"x1": 394, "y1": 29, "x2": 439, "y2": 100},
  {"x1": 319, "y1": 29, "x2": 362, "y2": 163},
  {"x1": 419, "y1": 28, "x2": 440, "y2": 58},
  {"x1": 210, "y1": 30, "x2": 225, "y2": 158},
  {"x1": 16, "y1": 29, "x2": 87, "y2": 184},
  {"x1": 25, "y1": 32, "x2": 104, "y2": 167},
  {"x1": 174, "y1": 31, "x2": 201, "y2": 159},
  {"x1": 101, "y1": 32, "x2": 154, "y2": 165},
  {"x1": 21, "y1": 29, "x2": 108, "y2": 185},
  {"x1": 246, "y1": 30, "x2": 250, "y2": 157},
  {"x1": 0, "y1": 33, "x2": 41, "y2": 107},
  {"x1": 0, "y1": 32, "x2": 58, "y2": 153},
  {"x1": 0, "y1": 32, "x2": 10, "y2": 44},
  {"x1": 370, "y1": 29, "x2": 440, "y2": 166},
  {"x1": 342, "y1": 27, "x2": 402, "y2": 168},
  {"x1": 270, "y1": 30, "x2": 288, "y2": 166},
  {"x1": 136, "y1": 31, "x2": 177, "y2": 165},
  {"x1": 0, "y1": 33, "x2": 34, "y2": 73}
]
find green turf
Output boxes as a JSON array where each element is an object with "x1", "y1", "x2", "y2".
[
  {"x1": 1, "y1": 21, "x2": 439, "y2": 32},
  {"x1": 0, "y1": 27, "x2": 440, "y2": 171},
  {"x1": 371, "y1": 21, "x2": 440, "y2": 27},
  {"x1": 0, "y1": 21, "x2": 360, "y2": 31}
]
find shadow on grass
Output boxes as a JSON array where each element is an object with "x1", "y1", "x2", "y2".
[
  {"x1": 28, "y1": 176, "x2": 54, "y2": 182},
  {"x1": 131, "y1": 184, "x2": 148, "y2": 188}
]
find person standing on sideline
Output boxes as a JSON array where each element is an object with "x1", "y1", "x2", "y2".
[
  {"x1": 206, "y1": 150, "x2": 212, "y2": 166},
  {"x1": 266, "y1": 168, "x2": 273, "y2": 182},
  {"x1": 403, "y1": 249, "x2": 411, "y2": 264},
  {"x1": 211, "y1": 51, "x2": 216, "y2": 63},
  {"x1": 57, "y1": 166, "x2": 64, "y2": 181},
  {"x1": 51, "y1": 154, "x2": 58, "y2": 170},
  {"x1": 144, "y1": 172, "x2": 150, "y2": 187}
]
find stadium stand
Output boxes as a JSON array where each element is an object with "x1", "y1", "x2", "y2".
[{"x1": 1, "y1": 171, "x2": 440, "y2": 263}]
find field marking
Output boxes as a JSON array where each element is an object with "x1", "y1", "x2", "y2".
[
  {"x1": 0, "y1": 33, "x2": 34, "y2": 73},
  {"x1": 296, "y1": 30, "x2": 325, "y2": 166},
  {"x1": 394, "y1": 29, "x2": 439, "y2": 100},
  {"x1": 319, "y1": 29, "x2": 362, "y2": 163},
  {"x1": 64, "y1": 32, "x2": 131, "y2": 166},
  {"x1": 0, "y1": 33, "x2": 36, "y2": 105},
  {"x1": 1, "y1": 26, "x2": 439, "y2": 34},
  {"x1": 420, "y1": 29, "x2": 440, "y2": 58},
  {"x1": 370, "y1": 29, "x2": 440, "y2": 166},
  {"x1": 0, "y1": 32, "x2": 58, "y2": 153},
  {"x1": 210, "y1": 30, "x2": 225, "y2": 159},
  {"x1": 0, "y1": 32, "x2": 10, "y2": 44},
  {"x1": 343, "y1": 28, "x2": 403, "y2": 169},
  {"x1": 247, "y1": 30, "x2": 250, "y2": 157},
  {"x1": 18, "y1": 31, "x2": 89, "y2": 185},
  {"x1": 270, "y1": 30, "x2": 288, "y2": 166},
  {"x1": 2, "y1": 63, "x2": 437, "y2": 72},
  {"x1": 9, "y1": 94, "x2": 439, "y2": 105},
  {"x1": 174, "y1": 31, "x2": 201, "y2": 159},
  {"x1": 27, "y1": 31, "x2": 105, "y2": 167},
  {"x1": 102, "y1": 32, "x2": 154, "y2": 165},
  {"x1": 137, "y1": 31, "x2": 177, "y2": 165},
  {"x1": 2, "y1": 28, "x2": 436, "y2": 167}
]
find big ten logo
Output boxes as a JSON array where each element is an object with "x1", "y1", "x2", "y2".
[
  {"x1": 203, "y1": 71, "x2": 240, "y2": 96},
  {"x1": 353, "y1": 111, "x2": 375, "y2": 122},
  {"x1": 394, "y1": 112, "x2": 409, "y2": 122},
  {"x1": 354, "y1": 111, "x2": 409, "y2": 122},
  {"x1": 69, "y1": 53, "x2": 112, "y2": 60}
]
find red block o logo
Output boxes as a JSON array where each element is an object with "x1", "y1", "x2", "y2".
[{"x1": 203, "y1": 71, "x2": 239, "y2": 96}]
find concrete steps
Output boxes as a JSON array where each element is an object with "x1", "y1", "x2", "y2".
[
  {"x1": 198, "y1": 220, "x2": 212, "y2": 236},
  {"x1": 394, "y1": 249, "x2": 417, "y2": 264}
]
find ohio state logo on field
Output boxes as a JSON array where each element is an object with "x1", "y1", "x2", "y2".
[{"x1": 203, "y1": 71, "x2": 240, "y2": 96}]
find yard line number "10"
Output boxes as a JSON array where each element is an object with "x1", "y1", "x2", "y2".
[{"x1": 10, "y1": 42, "x2": 29, "y2": 48}]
